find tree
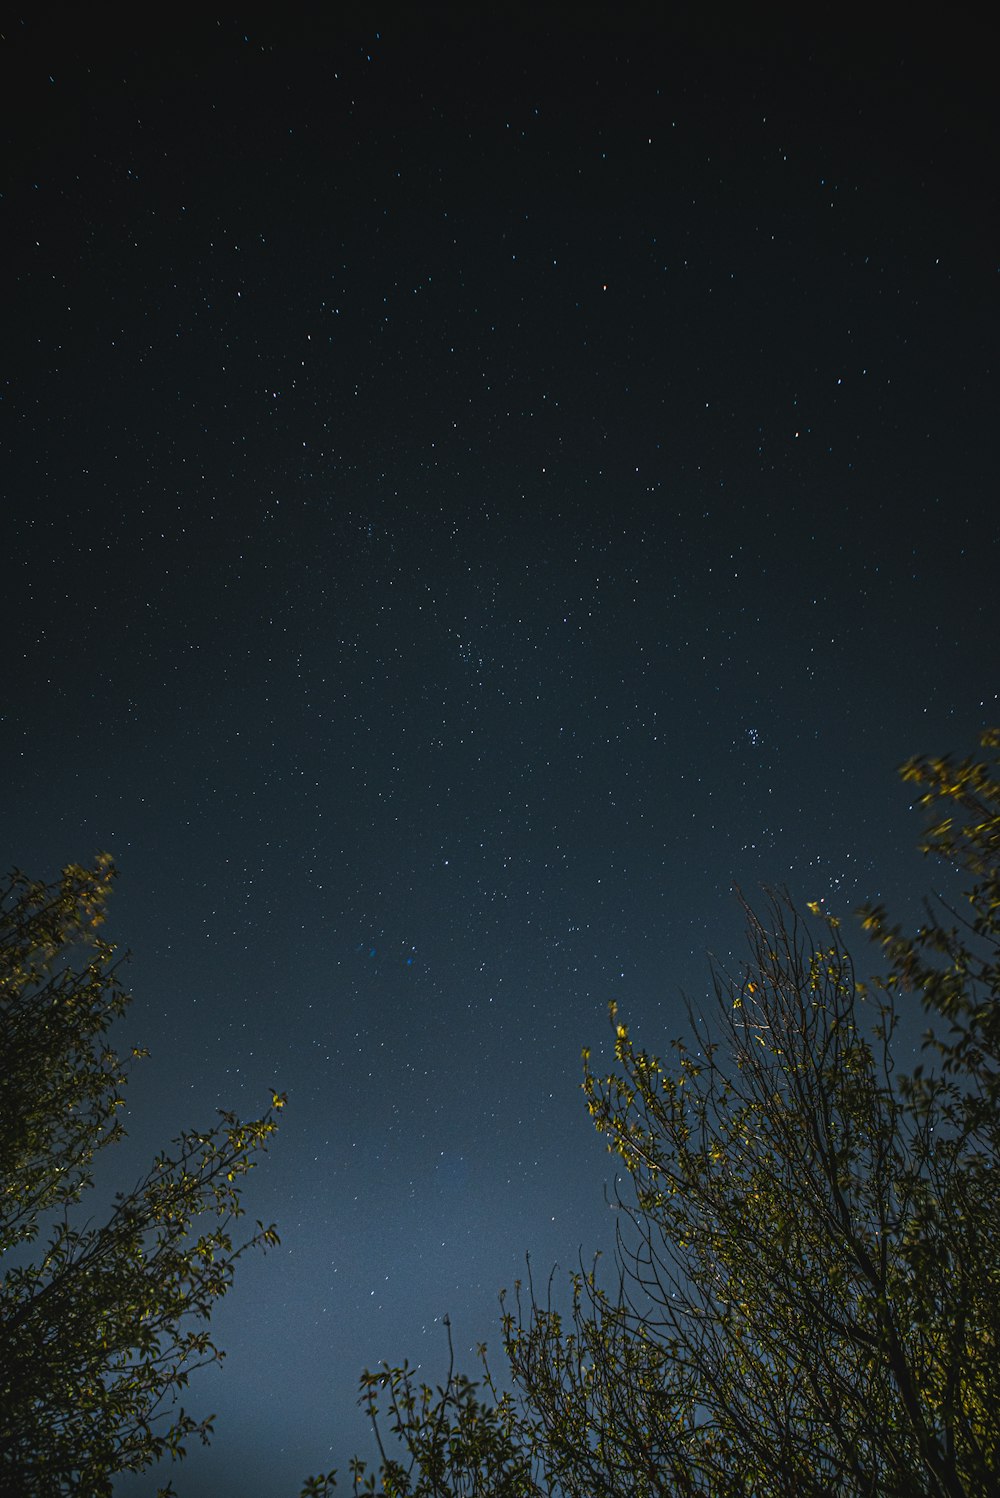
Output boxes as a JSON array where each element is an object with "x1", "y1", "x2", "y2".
[
  {"x1": 316, "y1": 729, "x2": 1000, "y2": 1497},
  {"x1": 0, "y1": 854, "x2": 284, "y2": 1496}
]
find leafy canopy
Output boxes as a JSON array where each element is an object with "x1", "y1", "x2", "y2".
[
  {"x1": 0, "y1": 854, "x2": 284, "y2": 1496},
  {"x1": 306, "y1": 729, "x2": 1000, "y2": 1498}
]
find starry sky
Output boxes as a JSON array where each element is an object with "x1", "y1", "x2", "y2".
[{"x1": 3, "y1": 9, "x2": 998, "y2": 1495}]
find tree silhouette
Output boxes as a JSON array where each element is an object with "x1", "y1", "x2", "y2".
[
  {"x1": 0, "y1": 854, "x2": 284, "y2": 1496},
  {"x1": 311, "y1": 729, "x2": 1000, "y2": 1497}
]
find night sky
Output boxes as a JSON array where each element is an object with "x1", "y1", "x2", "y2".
[{"x1": 3, "y1": 10, "x2": 997, "y2": 1494}]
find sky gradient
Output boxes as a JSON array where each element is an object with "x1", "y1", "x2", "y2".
[{"x1": 3, "y1": 10, "x2": 997, "y2": 1494}]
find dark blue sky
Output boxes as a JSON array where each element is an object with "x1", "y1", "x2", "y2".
[{"x1": 3, "y1": 10, "x2": 997, "y2": 1494}]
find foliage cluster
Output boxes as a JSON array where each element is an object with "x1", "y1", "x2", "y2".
[
  {"x1": 0, "y1": 854, "x2": 283, "y2": 1496},
  {"x1": 302, "y1": 730, "x2": 1000, "y2": 1498}
]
